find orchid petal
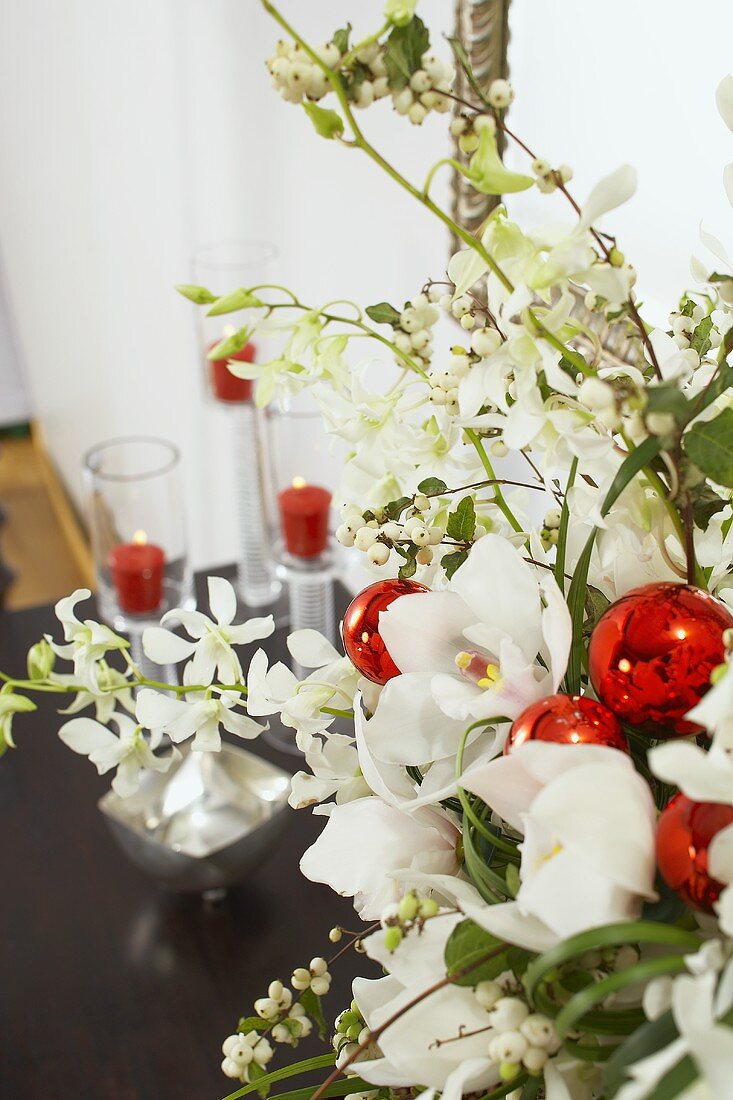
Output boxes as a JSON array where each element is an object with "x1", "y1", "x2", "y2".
[
  {"x1": 287, "y1": 629, "x2": 341, "y2": 668},
  {"x1": 141, "y1": 627, "x2": 196, "y2": 666},
  {"x1": 207, "y1": 576, "x2": 237, "y2": 625}
]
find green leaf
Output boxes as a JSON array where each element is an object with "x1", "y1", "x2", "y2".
[
  {"x1": 300, "y1": 988, "x2": 327, "y2": 1040},
  {"x1": 398, "y1": 545, "x2": 418, "y2": 579},
  {"x1": 383, "y1": 495, "x2": 412, "y2": 520},
  {"x1": 207, "y1": 288, "x2": 265, "y2": 315},
  {"x1": 176, "y1": 283, "x2": 216, "y2": 304},
  {"x1": 332, "y1": 24, "x2": 351, "y2": 56},
  {"x1": 645, "y1": 382, "x2": 690, "y2": 422},
  {"x1": 247, "y1": 1063, "x2": 270, "y2": 1099},
  {"x1": 565, "y1": 434, "x2": 662, "y2": 692},
  {"x1": 603, "y1": 1009, "x2": 684, "y2": 1098},
  {"x1": 383, "y1": 14, "x2": 430, "y2": 90},
  {"x1": 446, "y1": 496, "x2": 476, "y2": 542},
  {"x1": 302, "y1": 101, "x2": 344, "y2": 140},
  {"x1": 417, "y1": 476, "x2": 447, "y2": 495},
  {"x1": 690, "y1": 314, "x2": 713, "y2": 357},
  {"x1": 442, "y1": 549, "x2": 468, "y2": 579},
  {"x1": 237, "y1": 1016, "x2": 270, "y2": 1033},
  {"x1": 365, "y1": 301, "x2": 401, "y2": 326},
  {"x1": 683, "y1": 408, "x2": 733, "y2": 487},
  {"x1": 467, "y1": 128, "x2": 535, "y2": 196},
  {"x1": 221, "y1": 1053, "x2": 336, "y2": 1100},
  {"x1": 444, "y1": 919, "x2": 506, "y2": 985},
  {"x1": 269, "y1": 1081, "x2": 374, "y2": 1100},
  {"x1": 504, "y1": 862, "x2": 520, "y2": 898},
  {"x1": 692, "y1": 485, "x2": 728, "y2": 530}
]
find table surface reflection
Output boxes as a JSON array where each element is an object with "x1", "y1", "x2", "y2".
[{"x1": 1, "y1": 573, "x2": 366, "y2": 1099}]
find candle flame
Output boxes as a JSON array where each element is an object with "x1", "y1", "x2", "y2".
[
  {"x1": 223, "y1": 323, "x2": 237, "y2": 338},
  {"x1": 292, "y1": 476, "x2": 307, "y2": 490},
  {"x1": 132, "y1": 529, "x2": 148, "y2": 546}
]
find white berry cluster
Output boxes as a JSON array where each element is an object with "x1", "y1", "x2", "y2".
[
  {"x1": 539, "y1": 507, "x2": 562, "y2": 552},
  {"x1": 335, "y1": 497, "x2": 445, "y2": 568},
  {"x1": 392, "y1": 291, "x2": 440, "y2": 366},
  {"x1": 475, "y1": 985, "x2": 561, "y2": 1084},
  {"x1": 577, "y1": 374, "x2": 644, "y2": 434},
  {"x1": 221, "y1": 1031, "x2": 274, "y2": 1083},
  {"x1": 428, "y1": 331, "x2": 502, "y2": 416},
  {"x1": 530, "y1": 156, "x2": 573, "y2": 194},
  {"x1": 333, "y1": 999, "x2": 370, "y2": 1061},
  {"x1": 381, "y1": 890, "x2": 440, "y2": 952},
  {"x1": 450, "y1": 112, "x2": 497, "y2": 155},
  {"x1": 292, "y1": 956, "x2": 333, "y2": 998},
  {"x1": 266, "y1": 40, "x2": 338, "y2": 104},
  {"x1": 390, "y1": 52, "x2": 455, "y2": 125},
  {"x1": 253, "y1": 979, "x2": 314, "y2": 1048}
]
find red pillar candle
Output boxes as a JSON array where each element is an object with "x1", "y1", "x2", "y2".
[
  {"x1": 109, "y1": 531, "x2": 166, "y2": 614},
  {"x1": 278, "y1": 479, "x2": 331, "y2": 558},
  {"x1": 207, "y1": 339, "x2": 257, "y2": 403}
]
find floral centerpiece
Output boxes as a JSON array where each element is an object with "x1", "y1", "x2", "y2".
[{"x1": 4, "y1": 2, "x2": 733, "y2": 1097}]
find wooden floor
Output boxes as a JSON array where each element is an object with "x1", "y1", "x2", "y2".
[{"x1": 0, "y1": 436, "x2": 89, "y2": 610}]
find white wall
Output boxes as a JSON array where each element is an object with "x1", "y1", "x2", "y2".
[
  {"x1": 1, "y1": 0, "x2": 730, "y2": 569},
  {"x1": 0, "y1": 0, "x2": 452, "y2": 569}
]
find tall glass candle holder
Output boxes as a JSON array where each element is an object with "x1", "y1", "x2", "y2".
[
  {"x1": 83, "y1": 437, "x2": 193, "y2": 683},
  {"x1": 267, "y1": 394, "x2": 338, "y2": 665},
  {"x1": 192, "y1": 239, "x2": 281, "y2": 608}
]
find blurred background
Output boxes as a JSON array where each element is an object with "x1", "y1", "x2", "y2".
[{"x1": 0, "y1": 0, "x2": 730, "y2": 608}]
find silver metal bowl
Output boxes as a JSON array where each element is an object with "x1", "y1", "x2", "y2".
[{"x1": 99, "y1": 743, "x2": 291, "y2": 894}]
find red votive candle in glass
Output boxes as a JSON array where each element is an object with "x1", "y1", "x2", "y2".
[
  {"x1": 109, "y1": 530, "x2": 166, "y2": 614},
  {"x1": 278, "y1": 478, "x2": 331, "y2": 558},
  {"x1": 207, "y1": 338, "x2": 256, "y2": 403}
]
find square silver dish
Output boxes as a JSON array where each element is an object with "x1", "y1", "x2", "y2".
[{"x1": 99, "y1": 744, "x2": 291, "y2": 894}]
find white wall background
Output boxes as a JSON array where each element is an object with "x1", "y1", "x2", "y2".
[{"x1": 0, "y1": 0, "x2": 731, "y2": 568}]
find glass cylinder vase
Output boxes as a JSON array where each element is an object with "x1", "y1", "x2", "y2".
[{"x1": 192, "y1": 239, "x2": 281, "y2": 608}]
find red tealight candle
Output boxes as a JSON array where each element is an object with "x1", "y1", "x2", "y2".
[
  {"x1": 109, "y1": 531, "x2": 166, "y2": 614},
  {"x1": 278, "y1": 478, "x2": 331, "y2": 558},
  {"x1": 207, "y1": 338, "x2": 257, "y2": 403}
]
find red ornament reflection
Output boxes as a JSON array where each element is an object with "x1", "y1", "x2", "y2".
[
  {"x1": 341, "y1": 578, "x2": 428, "y2": 684},
  {"x1": 656, "y1": 793, "x2": 733, "y2": 912},
  {"x1": 505, "y1": 693, "x2": 628, "y2": 755},
  {"x1": 588, "y1": 582, "x2": 732, "y2": 737}
]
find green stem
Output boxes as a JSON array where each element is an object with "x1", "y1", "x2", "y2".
[
  {"x1": 422, "y1": 157, "x2": 465, "y2": 199},
  {"x1": 554, "y1": 456, "x2": 577, "y2": 594},
  {"x1": 464, "y1": 429, "x2": 523, "y2": 534}
]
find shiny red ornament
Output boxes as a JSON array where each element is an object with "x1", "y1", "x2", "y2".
[
  {"x1": 342, "y1": 578, "x2": 428, "y2": 684},
  {"x1": 656, "y1": 793, "x2": 733, "y2": 912},
  {"x1": 505, "y1": 693, "x2": 629, "y2": 755},
  {"x1": 588, "y1": 582, "x2": 733, "y2": 737}
]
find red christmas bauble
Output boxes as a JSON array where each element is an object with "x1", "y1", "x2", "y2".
[
  {"x1": 505, "y1": 693, "x2": 629, "y2": 755},
  {"x1": 588, "y1": 582, "x2": 732, "y2": 737},
  {"x1": 342, "y1": 578, "x2": 428, "y2": 684},
  {"x1": 656, "y1": 793, "x2": 733, "y2": 912}
]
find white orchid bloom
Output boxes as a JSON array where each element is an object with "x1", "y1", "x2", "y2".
[
  {"x1": 135, "y1": 687, "x2": 262, "y2": 753},
  {"x1": 351, "y1": 915, "x2": 499, "y2": 1099},
  {"x1": 53, "y1": 664, "x2": 135, "y2": 724},
  {"x1": 616, "y1": 960, "x2": 733, "y2": 1100},
  {"x1": 299, "y1": 797, "x2": 458, "y2": 918},
  {"x1": 142, "y1": 577, "x2": 274, "y2": 685},
  {"x1": 248, "y1": 630, "x2": 359, "y2": 737},
  {"x1": 58, "y1": 710, "x2": 178, "y2": 797},
  {"x1": 48, "y1": 589, "x2": 129, "y2": 692},
  {"x1": 362, "y1": 535, "x2": 570, "y2": 768},
  {"x1": 461, "y1": 743, "x2": 657, "y2": 951},
  {"x1": 289, "y1": 730, "x2": 370, "y2": 810}
]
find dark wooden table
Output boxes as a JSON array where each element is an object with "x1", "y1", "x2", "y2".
[{"x1": 0, "y1": 581, "x2": 365, "y2": 1099}]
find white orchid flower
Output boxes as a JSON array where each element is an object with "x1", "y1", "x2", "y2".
[
  {"x1": 247, "y1": 630, "x2": 359, "y2": 737},
  {"x1": 135, "y1": 686, "x2": 262, "y2": 753},
  {"x1": 58, "y1": 710, "x2": 178, "y2": 797},
  {"x1": 299, "y1": 797, "x2": 458, "y2": 918},
  {"x1": 289, "y1": 730, "x2": 370, "y2": 810},
  {"x1": 616, "y1": 960, "x2": 733, "y2": 1100},
  {"x1": 48, "y1": 589, "x2": 129, "y2": 692},
  {"x1": 685, "y1": 657, "x2": 733, "y2": 749},
  {"x1": 142, "y1": 577, "x2": 274, "y2": 686},
  {"x1": 351, "y1": 915, "x2": 499, "y2": 1099},
  {"x1": 53, "y1": 663, "x2": 135, "y2": 724},
  {"x1": 362, "y1": 535, "x2": 570, "y2": 768},
  {"x1": 461, "y1": 743, "x2": 657, "y2": 951}
]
